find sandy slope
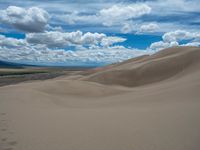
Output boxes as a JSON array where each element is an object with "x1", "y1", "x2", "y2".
[
  {"x1": 0, "y1": 46, "x2": 200, "y2": 150},
  {"x1": 84, "y1": 46, "x2": 200, "y2": 86}
]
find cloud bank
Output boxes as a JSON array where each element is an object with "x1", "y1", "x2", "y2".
[{"x1": 0, "y1": 34, "x2": 151, "y2": 66}]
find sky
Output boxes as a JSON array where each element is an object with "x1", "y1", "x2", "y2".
[{"x1": 0, "y1": 0, "x2": 200, "y2": 66}]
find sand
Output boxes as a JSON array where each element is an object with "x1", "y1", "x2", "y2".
[{"x1": 0, "y1": 46, "x2": 200, "y2": 150}]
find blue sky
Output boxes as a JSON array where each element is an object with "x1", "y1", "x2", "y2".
[{"x1": 0, "y1": 0, "x2": 200, "y2": 66}]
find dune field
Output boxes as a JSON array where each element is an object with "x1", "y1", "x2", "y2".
[{"x1": 0, "y1": 46, "x2": 200, "y2": 150}]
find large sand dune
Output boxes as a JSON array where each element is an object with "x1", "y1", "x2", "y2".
[
  {"x1": 83, "y1": 46, "x2": 200, "y2": 87},
  {"x1": 0, "y1": 46, "x2": 200, "y2": 150}
]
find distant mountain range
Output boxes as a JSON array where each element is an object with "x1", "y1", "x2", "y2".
[
  {"x1": 0, "y1": 60, "x2": 96, "y2": 69},
  {"x1": 0, "y1": 60, "x2": 25, "y2": 68}
]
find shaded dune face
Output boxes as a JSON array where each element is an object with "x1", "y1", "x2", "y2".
[{"x1": 83, "y1": 47, "x2": 200, "y2": 87}]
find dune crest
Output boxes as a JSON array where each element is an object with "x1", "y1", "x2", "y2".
[{"x1": 83, "y1": 46, "x2": 200, "y2": 87}]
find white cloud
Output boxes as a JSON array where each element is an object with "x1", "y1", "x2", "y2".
[
  {"x1": 0, "y1": 35, "x2": 27, "y2": 47},
  {"x1": 99, "y1": 4, "x2": 151, "y2": 26},
  {"x1": 181, "y1": 42, "x2": 200, "y2": 47},
  {"x1": 26, "y1": 31, "x2": 102, "y2": 48},
  {"x1": 55, "y1": 3, "x2": 151, "y2": 29},
  {"x1": 0, "y1": 34, "x2": 151, "y2": 66},
  {"x1": 100, "y1": 36, "x2": 126, "y2": 47},
  {"x1": 120, "y1": 22, "x2": 160, "y2": 34},
  {"x1": 121, "y1": 22, "x2": 135, "y2": 34},
  {"x1": 162, "y1": 30, "x2": 199, "y2": 42},
  {"x1": 150, "y1": 41, "x2": 179, "y2": 51},
  {"x1": 81, "y1": 32, "x2": 106, "y2": 46},
  {"x1": 0, "y1": 31, "x2": 137, "y2": 65},
  {"x1": 0, "y1": 6, "x2": 50, "y2": 32},
  {"x1": 26, "y1": 31, "x2": 125, "y2": 48},
  {"x1": 149, "y1": 30, "x2": 200, "y2": 51},
  {"x1": 138, "y1": 23, "x2": 160, "y2": 33}
]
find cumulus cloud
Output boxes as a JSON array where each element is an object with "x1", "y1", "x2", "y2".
[
  {"x1": 0, "y1": 6, "x2": 50, "y2": 32},
  {"x1": 149, "y1": 30, "x2": 200, "y2": 51},
  {"x1": 162, "y1": 30, "x2": 200, "y2": 42},
  {"x1": 138, "y1": 23, "x2": 160, "y2": 33},
  {"x1": 150, "y1": 41, "x2": 179, "y2": 51},
  {"x1": 56, "y1": 3, "x2": 151, "y2": 29},
  {"x1": 0, "y1": 34, "x2": 150, "y2": 66},
  {"x1": 26, "y1": 31, "x2": 125, "y2": 48},
  {"x1": 99, "y1": 4, "x2": 151, "y2": 26}
]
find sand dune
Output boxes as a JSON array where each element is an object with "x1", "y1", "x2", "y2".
[
  {"x1": 0, "y1": 46, "x2": 200, "y2": 150},
  {"x1": 83, "y1": 46, "x2": 200, "y2": 87}
]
